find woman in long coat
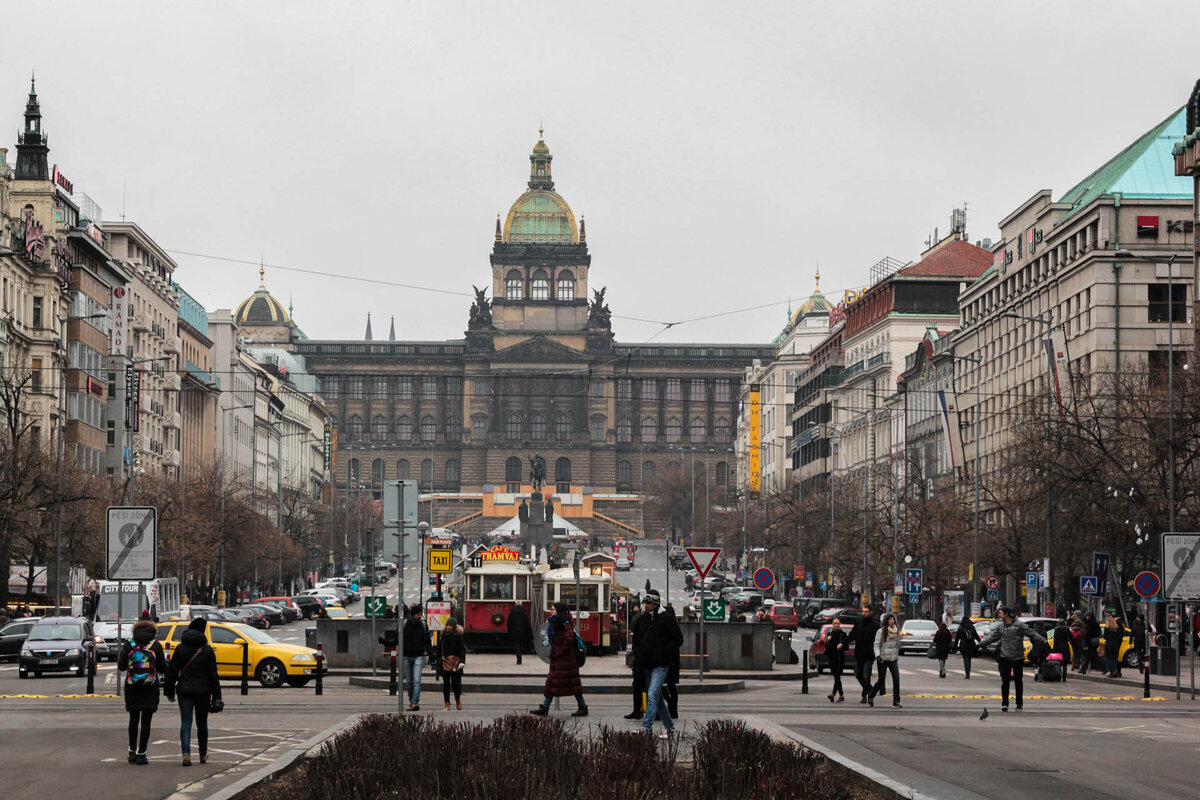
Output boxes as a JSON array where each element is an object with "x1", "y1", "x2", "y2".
[{"x1": 530, "y1": 602, "x2": 588, "y2": 717}]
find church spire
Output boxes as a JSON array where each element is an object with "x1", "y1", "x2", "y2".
[
  {"x1": 495, "y1": 213, "x2": 502, "y2": 242},
  {"x1": 527, "y1": 128, "x2": 554, "y2": 190},
  {"x1": 388, "y1": 315, "x2": 396, "y2": 341},
  {"x1": 364, "y1": 313, "x2": 373, "y2": 341},
  {"x1": 15, "y1": 73, "x2": 49, "y2": 181}
]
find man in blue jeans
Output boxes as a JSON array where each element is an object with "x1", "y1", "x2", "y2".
[
  {"x1": 637, "y1": 591, "x2": 682, "y2": 738},
  {"x1": 401, "y1": 604, "x2": 432, "y2": 711}
]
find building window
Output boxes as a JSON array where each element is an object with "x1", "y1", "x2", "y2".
[
  {"x1": 642, "y1": 379, "x2": 657, "y2": 401},
  {"x1": 617, "y1": 460, "x2": 631, "y2": 486},
  {"x1": 323, "y1": 376, "x2": 339, "y2": 398},
  {"x1": 421, "y1": 458, "x2": 433, "y2": 485},
  {"x1": 30, "y1": 358, "x2": 41, "y2": 392},
  {"x1": 591, "y1": 416, "x2": 605, "y2": 441},
  {"x1": 397, "y1": 459, "x2": 410, "y2": 479},
  {"x1": 445, "y1": 459, "x2": 460, "y2": 484},
  {"x1": 641, "y1": 417, "x2": 657, "y2": 442},
  {"x1": 690, "y1": 417, "x2": 706, "y2": 441},
  {"x1": 617, "y1": 379, "x2": 632, "y2": 399},
  {"x1": 447, "y1": 377, "x2": 462, "y2": 397},
  {"x1": 396, "y1": 416, "x2": 412, "y2": 440},
  {"x1": 446, "y1": 416, "x2": 462, "y2": 443},
  {"x1": 666, "y1": 378, "x2": 681, "y2": 400},
  {"x1": 557, "y1": 273, "x2": 574, "y2": 299},
  {"x1": 716, "y1": 461, "x2": 728, "y2": 485},
  {"x1": 32, "y1": 296, "x2": 42, "y2": 329},
  {"x1": 555, "y1": 457, "x2": 571, "y2": 484},
  {"x1": 107, "y1": 420, "x2": 115, "y2": 446},
  {"x1": 714, "y1": 417, "x2": 730, "y2": 441},
  {"x1": 530, "y1": 270, "x2": 549, "y2": 300},
  {"x1": 591, "y1": 380, "x2": 605, "y2": 398},
  {"x1": 473, "y1": 417, "x2": 487, "y2": 441},
  {"x1": 372, "y1": 377, "x2": 387, "y2": 399},
  {"x1": 714, "y1": 379, "x2": 731, "y2": 402},
  {"x1": 348, "y1": 376, "x2": 363, "y2": 398},
  {"x1": 642, "y1": 461, "x2": 655, "y2": 483},
  {"x1": 505, "y1": 456, "x2": 521, "y2": 491},
  {"x1": 347, "y1": 458, "x2": 360, "y2": 484},
  {"x1": 1149, "y1": 283, "x2": 1186, "y2": 322},
  {"x1": 556, "y1": 414, "x2": 572, "y2": 442},
  {"x1": 529, "y1": 414, "x2": 547, "y2": 440},
  {"x1": 346, "y1": 415, "x2": 363, "y2": 441},
  {"x1": 665, "y1": 417, "x2": 681, "y2": 442},
  {"x1": 690, "y1": 379, "x2": 706, "y2": 401},
  {"x1": 422, "y1": 377, "x2": 437, "y2": 399},
  {"x1": 371, "y1": 459, "x2": 384, "y2": 498},
  {"x1": 617, "y1": 419, "x2": 632, "y2": 443},
  {"x1": 506, "y1": 270, "x2": 523, "y2": 300},
  {"x1": 421, "y1": 415, "x2": 437, "y2": 441},
  {"x1": 372, "y1": 415, "x2": 388, "y2": 441},
  {"x1": 397, "y1": 376, "x2": 412, "y2": 398},
  {"x1": 506, "y1": 414, "x2": 521, "y2": 440}
]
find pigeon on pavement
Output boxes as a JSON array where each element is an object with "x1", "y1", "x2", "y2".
[{"x1": 979, "y1": 708, "x2": 989, "y2": 720}]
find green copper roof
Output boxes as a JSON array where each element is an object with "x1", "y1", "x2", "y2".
[{"x1": 1058, "y1": 107, "x2": 1191, "y2": 220}]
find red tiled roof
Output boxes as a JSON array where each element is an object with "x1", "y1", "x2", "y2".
[{"x1": 898, "y1": 239, "x2": 992, "y2": 278}]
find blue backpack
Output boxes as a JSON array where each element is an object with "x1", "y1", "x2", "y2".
[{"x1": 126, "y1": 639, "x2": 158, "y2": 687}]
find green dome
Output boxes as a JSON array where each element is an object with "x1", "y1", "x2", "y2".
[{"x1": 503, "y1": 190, "x2": 578, "y2": 244}]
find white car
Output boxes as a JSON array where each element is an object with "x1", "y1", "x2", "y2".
[
  {"x1": 616, "y1": 557, "x2": 631, "y2": 571},
  {"x1": 898, "y1": 619, "x2": 939, "y2": 654}
]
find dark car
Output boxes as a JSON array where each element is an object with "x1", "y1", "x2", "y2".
[
  {"x1": 255, "y1": 600, "x2": 301, "y2": 623},
  {"x1": 290, "y1": 595, "x2": 323, "y2": 619},
  {"x1": 220, "y1": 608, "x2": 270, "y2": 629},
  {"x1": 0, "y1": 618, "x2": 40, "y2": 661},
  {"x1": 241, "y1": 604, "x2": 286, "y2": 626},
  {"x1": 732, "y1": 590, "x2": 766, "y2": 612},
  {"x1": 808, "y1": 622, "x2": 857, "y2": 673},
  {"x1": 812, "y1": 607, "x2": 863, "y2": 627},
  {"x1": 18, "y1": 616, "x2": 94, "y2": 679},
  {"x1": 797, "y1": 598, "x2": 852, "y2": 628}
]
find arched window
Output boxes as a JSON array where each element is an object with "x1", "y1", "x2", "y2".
[
  {"x1": 641, "y1": 417, "x2": 657, "y2": 442},
  {"x1": 555, "y1": 457, "x2": 571, "y2": 482},
  {"x1": 530, "y1": 269, "x2": 549, "y2": 300},
  {"x1": 371, "y1": 459, "x2": 384, "y2": 498},
  {"x1": 506, "y1": 414, "x2": 521, "y2": 441},
  {"x1": 714, "y1": 417, "x2": 730, "y2": 442},
  {"x1": 506, "y1": 269, "x2": 523, "y2": 300},
  {"x1": 347, "y1": 458, "x2": 360, "y2": 484},
  {"x1": 346, "y1": 415, "x2": 363, "y2": 441},
  {"x1": 529, "y1": 414, "x2": 547, "y2": 440},
  {"x1": 690, "y1": 417, "x2": 706, "y2": 441},
  {"x1": 420, "y1": 458, "x2": 434, "y2": 485},
  {"x1": 505, "y1": 456, "x2": 521, "y2": 483},
  {"x1": 445, "y1": 459, "x2": 460, "y2": 484},
  {"x1": 556, "y1": 271, "x2": 574, "y2": 299},
  {"x1": 591, "y1": 416, "x2": 606, "y2": 441},
  {"x1": 617, "y1": 419, "x2": 632, "y2": 443},
  {"x1": 445, "y1": 416, "x2": 462, "y2": 443},
  {"x1": 716, "y1": 461, "x2": 728, "y2": 485},
  {"x1": 395, "y1": 415, "x2": 412, "y2": 441},
  {"x1": 397, "y1": 459, "x2": 410, "y2": 479},
  {"x1": 421, "y1": 415, "x2": 437, "y2": 442},
  {"x1": 556, "y1": 414, "x2": 572, "y2": 442},
  {"x1": 665, "y1": 418, "x2": 682, "y2": 443},
  {"x1": 666, "y1": 460, "x2": 681, "y2": 473},
  {"x1": 617, "y1": 460, "x2": 632, "y2": 486},
  {"x1": 642, "y1": 461, "x2": 656, "y2": 483},
  {"x1": 372, "y1": 415, "x2": 388, "y2": 441}
]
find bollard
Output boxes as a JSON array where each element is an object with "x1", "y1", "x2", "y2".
[
  {"x1": 241, "y1": 640, "x2": 250, "y2": 696},
  {"x1": 315, "y1": 643, "x2": 324, "y2": 696},
  {"x1": 801, "y1": 649, "x2": 809, "y2": 694},
  {"x1": 86, "y1": 641, "x2": 95, "y2": 696},
  {"x1": 1145, "y1": 652, "x2": 1151, "y2": 699},
  {"x1": 389, "y1": 649, "x2": 398, "y2": 696}
]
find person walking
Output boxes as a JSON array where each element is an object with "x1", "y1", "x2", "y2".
[
  {"x1": 402, "y1": 604, "x2": 433, "y2": 711},
  {"x1": 976, "y1": 606, "x2": 1047, "y2": 712},
  {"x1": 853, "y1": 605, "x2": 881, "y2": 704},
  {"x1": 1103, "y1": 613, "x2": 1124, "y2": 678},
  {"x1": 506, "y1": 604, "x2": 533, "y2": 665},
  {"x1": 164, "y1": 618, "x2": 222, "y2": 766},
  {"x1": 118, "y1": 617, "x2": 168, "y2": 765},
  {"x1": 624, "y1": 603, "x2": 650, "y2": 719},
  {"x1": 1069, "y1": 612, "x2": 1085, "y2": 671},
  {"x1": 1050, "y1": 617, "x2": 1072, "y2": 683},
  {"x1": 1131, "y1": 613, "x2": 1148, "y2": 668},
  {"x1": 635, "y1": 590, "x2": 682, "y2": 737},
  {"x1": 439, "y1": 617, "x2": 466, "y2": 710},
  {"x1": 868, "y1": 613, "x2": 902, "y2": 708},
  {"x1": 826, "y1": 618, "x2": 849, "y2": 702},
  {"x1": 933, "y1": 621, "x2": 952, "y2": 678},
  {"x1": 1080, "y1": 611, "x2": 1101, "y2": 675},
  {"x1": 531, "y1": 602, "x2": 588, "y2": 717},
  {"x1": 954, "y1": 614, "x2": 980, "y2": 679}
]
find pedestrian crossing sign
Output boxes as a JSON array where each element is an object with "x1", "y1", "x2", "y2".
[{"x1": 1079, "y1": 575, "x2": 1098, "y2": 595}]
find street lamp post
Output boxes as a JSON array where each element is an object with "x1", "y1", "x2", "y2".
[{"x1": 948, "y1": 352, "x2": 982, "y2": 608}]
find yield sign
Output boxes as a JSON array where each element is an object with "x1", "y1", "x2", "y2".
[{"x1": 686, "y1": 547, "x2": 721, "y2": 579}]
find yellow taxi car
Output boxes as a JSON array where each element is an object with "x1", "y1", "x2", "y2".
[
  {"x1": 324, "y1": 607, "x2": 354, "y2": 619},
  {"x1": 1023, "y1": 624, "x2": 1139, "y2": 668},
  {"x1": 158, "y1": 620, "x2": 325, "y2": 688}
]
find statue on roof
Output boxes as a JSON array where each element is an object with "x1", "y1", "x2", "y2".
[
  {"x1": 587, "y1": 286, "x2": 611, "y2": 330},
  {"x1": 468, "y1": 285, "x2": 493, "y2": 328}
]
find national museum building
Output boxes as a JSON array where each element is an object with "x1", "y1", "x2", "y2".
[{"x1": 236, "y1": 134, "x2": 773, "y2": 538}]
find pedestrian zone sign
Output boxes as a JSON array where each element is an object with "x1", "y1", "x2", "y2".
[
  {"x1": 686, "y1": 547, "x2": 721, "y2": 579},
  {"x1": 702, "y1": 598, "x2": 725, "y2": 622},
  {"x1": 1079, "y1": 575, "x2": 1098, "y2": 595},
  {"x1": 364, "y1": 596, "x2": 387, "y2": 618}
]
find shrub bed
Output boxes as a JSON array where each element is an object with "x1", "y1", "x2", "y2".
[{"x1": 240, "y1": 714, "x2": 883, "y2": 800}]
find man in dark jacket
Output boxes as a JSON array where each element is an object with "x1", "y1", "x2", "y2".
[
  {"x1": 402, "y1": 604, "x2": 433, "y2": 711},
  {"x1": 853, "y1": 606, "x2": 881, "y2": 703},
  {"x1": 1081, "y1": 611, "x2": 1102, "y2": 675},
  {"x1": 118, "y1": 618, "x2": 168, "y2": 765},
  {"x1": 637, "y1": 590, "x2": 682, "y2": 737},
  {"x1": 506, "y1": 604, "x2": 533, "y2": 665},
  {"x1": 625, "y1": 607, "x2": 651, "y2": 719},
  {"x1": 164, "y1": 618, "x2": 222, "y2": 765}
]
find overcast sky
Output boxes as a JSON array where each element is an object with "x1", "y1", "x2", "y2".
[{"x1": 9, "y1": 2, "x2": 1200, "y2": 345}]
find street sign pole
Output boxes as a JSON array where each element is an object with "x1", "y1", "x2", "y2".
[
  {"x1": 698, "y1": 582, "x2": 705, "y2": 683},
  {"x1": 369, "y1": 527, "x2": 376, "y2": 678}
]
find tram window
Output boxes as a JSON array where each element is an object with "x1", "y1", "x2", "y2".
[
  {"x1": 516, "y1": 576, "x2": 530, "y2": 601},
  {"x1": 557, "y1": 584, "x2": 599, "y2": 611},
  {"x1": 468, "y1": 576, "x2": 481, "y2": 599},
  {"x1": 483, "y1": 576, "x2": 514, "y2": 600}
]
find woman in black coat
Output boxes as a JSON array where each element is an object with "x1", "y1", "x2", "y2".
[
  {"x1": 826, "y1": 618, "x2": 849, "y2": 702},
  {"x1": 933, "y1": 622, "x2": 953, "y2": 678},
  {"x1": 953, "y1": 615, "x2": 980, "y2": 679},
  {"x1": 164, "y1": 618, "x2": 223, "y2": 766},
  {"x1": 439, "y1": 618, "x2": 467, "y2": 710},
  {"x1": 506, "y1": 604, "x2": 533, "y2": 665},
  {"x1": 118, "y1": 619, "x2": 168, "y2": 765}
]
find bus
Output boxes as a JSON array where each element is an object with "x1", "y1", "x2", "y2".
[{"x1": 90, "y1": 578, "x2": 181, "y2": 661}]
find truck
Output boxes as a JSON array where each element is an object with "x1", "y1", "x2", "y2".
[
  {"x1": 613, "y1": 541, "x2": 636, "y2": 570},
  {"x1": 89, "y1": 578, "x2": 181, "y2": 661}
]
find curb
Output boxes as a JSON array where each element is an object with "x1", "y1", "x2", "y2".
[{"x1": 347, "y1": 676, "x2": 746, "y2": 694}]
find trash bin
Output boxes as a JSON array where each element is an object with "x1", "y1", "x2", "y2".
[
  {"x1": 1151, "y1": 646, "x2": 1177, "y2": 676},
  {"x1": 773, "y1": 630, "x2": 795, "y2": 665}
]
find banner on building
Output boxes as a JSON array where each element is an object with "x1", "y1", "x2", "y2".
[
  {"x1": 125, "y1": 366, "x2": 141, "y2": 432},
  {"x1": 748, "y1": 383, "x2": 761, "y2": 493},
  {"x1": 936, "y1": 389, "x2": 966, "y2": 473},
  {"x1": 1042, "y1": 329, "x2": 1073, "y2": 419},
  {"x1": 323, "y1": 420, "x2": 332, "y2": 473},
  {"x1": 110, "y1": 286, "x2": 127, "y2": 356}
]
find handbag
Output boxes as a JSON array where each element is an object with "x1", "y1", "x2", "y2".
[
  {"x1": 442, "y1": 654, "x2": 462, "y2": 673},
  {"x1": 209, "y1": 696, "x2": 224, "y2": 714},
  {"x1": 925, "y1": 642, "x2": 938, "y2": 659}
]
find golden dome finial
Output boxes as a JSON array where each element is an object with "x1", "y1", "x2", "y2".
[
  {"x1": 259, "y1": 259, "x2": 265, "y2": 288},
  {"x1": 814, "y1": 262, "x2": 820, "y2": 293}
]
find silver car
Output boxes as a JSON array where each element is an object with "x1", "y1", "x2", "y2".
[{"x1": 898, "y1": 619, "x2": 939, "y2": 654}]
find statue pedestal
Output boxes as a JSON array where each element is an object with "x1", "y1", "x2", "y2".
[{"x1": 520, "y1": 492, "x2": 553, "y2": 551}]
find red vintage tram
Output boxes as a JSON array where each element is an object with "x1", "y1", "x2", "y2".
[
  {"x1": 541, "y1": 566, "x2": 617, "y2": 654},
  {"x1": 462, "y1": 548, "x2": 533, "y2": 651}
]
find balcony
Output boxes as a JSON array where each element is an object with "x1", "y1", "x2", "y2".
[
  {"x1": 163, "y1": 410, "x2": 181, "y2": 430},
  {"x1": 163, "y1": 372, "x2": 181, "y2": 391},
  {"x1": 162, "y1": 450, "x2": 181, "y2": 468},
  {"x1": 164, "y1": 336, "x2": 181, "y2": 355},
  {"x1": 131, "y1": 312, "x2": 149, "y2": 332}
]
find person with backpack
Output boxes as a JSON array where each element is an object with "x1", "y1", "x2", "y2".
[
  {"x1": 164, "y1": 618, "x2": 222, "y2": 766},
  {"x1": 402, "y1": 604, "x2": 433, "y2": 711},
  {"x1": 439, "y1": 617, "x2": 467, "y2": 710},
  {"x1": 118, "y1": 617, "x2": 168, "y2": 765},
  {"x1": 635, "y1": 590, "x2": 683, "y2": 737},
  {"x1": 530, "y1": 602, "x2": 588, "y2": 717},
  {"x1": 853, "y1": 605, "x2": 881, "y2": 703},
  {"x1": 954, "y1": 614, "x2": 980, "y2": 679},
  {"x1": 933, "y1": 621, "x2": 953, "y2": 678}
]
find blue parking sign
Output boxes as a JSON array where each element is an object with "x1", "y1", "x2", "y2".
[{"x1": 1026, "y1": 571, "x2": 1039, "y2": 590}]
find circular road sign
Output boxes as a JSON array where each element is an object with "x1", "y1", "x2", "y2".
[
  {"x1": 789, "y1": 587, "x2": 800, "y2": 599},
  {"x1": 802, "y1": 589, "x2": 813, "y2": 598},
  {"x1": 753, "y1": 568, "x2": 775, "y2": 591},
  {"x1": 985, "y1": 575, "x2": 1000, "y2": 590},
  {"x1": 1134, "y1": 570, "x2": 1161, "y2": 599}
]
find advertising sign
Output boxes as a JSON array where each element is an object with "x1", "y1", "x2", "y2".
[
  {"x1": 110, "y1": 286, "x2": 126, "y2": 356},
  {"x1": 748, "y1": 384, "x2": 761, "y2": 493}
]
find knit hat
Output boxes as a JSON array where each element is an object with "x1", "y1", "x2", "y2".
[
  {"x1": 446, "y1": 617, "x2": 459, "y2": 629},
  {"x1": 188, "y1": 618, "x2": 207, "y2": 632},
  {"x1": 410, "y1": 604, "x2": 423, "y2": 616},
  {"x1": 643, "y1": 590, "x2": 661, "y2": 606}
]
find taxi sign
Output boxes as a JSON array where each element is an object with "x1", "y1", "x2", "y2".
[{"x1": 427, "y1": 548, "x2": 453, "y2": 574}]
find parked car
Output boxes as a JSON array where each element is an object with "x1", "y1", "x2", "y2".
[
  {"x1": 220, "y1": 608, "x2": 269, "y2": 629},
  {"x1": 768, "y1": 604, "x2": 798, "y2": 631},
  {"x1": 324, "y1": 607, "x2": 352, "y2": 619},
  {"x1": 683, "y1": 569, "x2": 700, "y2": 590},
  {"x1": 255, "y1": 600, "x2": 301, "y2": 624},
  {"x1": 298, "y1": 589, "x2": 344, "y2": 607},
  {"x1": 808, "y1": 622, "x2": 856, "y2": 673},
  {"x1": 616, "y1": 557, "x2": 631, "y2": 571},
  {"x1": 241, "y1": 604, "x2": 287, "y2": 627},
  {"x1": 703, "y1": 575, "x2": 731, "y2": 592},
  {"x1": 0, "y1": 618, "x2": 41, "y2": 661},
  {"x1": 157, "y1": 620, "x2": 325, "y2": 688},
  {"x1": 18, "y1": 616, "x2": 95, "y2": 679},
  {"x1": 811, "y1": 607, "x2": 863, "y2": 627},
  {"x1": 289, "y1": 595, "x2": 324, "y2": 619},
  {"x1": 732, "y1": 590, "x2": 766, "y2": 612},
  {"x1": 898, "y1": 619, "x2": 939, "y2": 654},
  {"x1": 1022, "y1": 619, "x2": 1141, "y2": 667},
  {"x1": 796, "y1": 598, "x2": 852, "y2": 628}
]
